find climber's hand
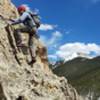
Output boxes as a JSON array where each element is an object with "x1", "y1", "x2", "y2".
[
  {"x1": 9, "y1": 18, "x2": 15, "y2": 22},
  {"x1": 7, "y1": 21, "x2": 12, "y2": 26},
  {"x1": 7, "y1": 21, "x2": 12, "y2": 25}
]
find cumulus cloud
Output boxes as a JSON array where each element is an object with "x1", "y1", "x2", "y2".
[
  {"x1": 40, "y1": 31, "x2": 62, "y2": 48},
  {"x1": 48, "y1": 55, "x2": 58, "y2": 60},
  {"x1": 53, "y1": 31, "x2": 62, "y2": 37},
  {"x1": 48, "y1": 31, "x2": 62, "y2": 46},
  {"x1": 39, "y1": 24, "x2": 57, "y2": 31},
  {"x1": 56, "y1": 42, "x2": 100, "y2": 61},
  {"x1": 40, "y1": 31, "x2": 63, "y2": 62}
]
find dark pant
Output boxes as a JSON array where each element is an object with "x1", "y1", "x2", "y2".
[{"x1": 14, "y1": 26, "x2": 37, "y2": 58}]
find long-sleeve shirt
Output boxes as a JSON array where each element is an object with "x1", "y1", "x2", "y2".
[{"x1": 11, "y1": 12, "x2": 36, "y2": 28}]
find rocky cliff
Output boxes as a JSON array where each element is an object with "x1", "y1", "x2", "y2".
[{"x1": 0, "y1": 0, "x2": 83, "y2": 100}]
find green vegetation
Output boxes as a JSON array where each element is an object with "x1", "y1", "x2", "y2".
[{"x1": 53, "y1": 56, "x2": 100, "y2": 98}]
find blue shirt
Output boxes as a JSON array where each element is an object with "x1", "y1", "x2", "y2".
[{"x1": 11, "y1": 11, "x2": 36, "y2": 28}]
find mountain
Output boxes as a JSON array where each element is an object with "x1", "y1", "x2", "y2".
[
  {"x1": 53, "y1": 56, "x2": 100, "y2": 99},
  {"x1": 54, "y1": 56, "x2": 100, "y2": 80},
  {"x1": 0, "y1": 0, "x2": 82, "y2": 100}
]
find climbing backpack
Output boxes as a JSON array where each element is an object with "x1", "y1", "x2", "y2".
[{"x1": 28, "y1": 11, "x2": 41, "y2": 28}]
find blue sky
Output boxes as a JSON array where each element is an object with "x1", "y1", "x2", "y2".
[{"x1": 12, "y1": 0, "x2": 100, "y2": 62}]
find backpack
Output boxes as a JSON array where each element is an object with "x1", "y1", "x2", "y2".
[{"x1": 28, "y1": 11, "x2": 41, "y2": 28}]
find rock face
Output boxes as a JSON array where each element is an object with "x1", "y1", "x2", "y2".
[{"x1": 0, "y1": 0, "x2": 83, "y2": 100}]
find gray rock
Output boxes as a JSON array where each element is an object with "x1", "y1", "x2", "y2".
[{"x1": 0, "y1": 0, "x2": 83, "y2": 100}]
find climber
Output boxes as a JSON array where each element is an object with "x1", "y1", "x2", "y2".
[{"x1": 8, "y1": 5, "x2": 40, "y2": 64}]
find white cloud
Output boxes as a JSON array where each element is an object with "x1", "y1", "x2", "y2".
[
  {"x1": 56, "y1": 42, "x2": 100, "y2": 61},
  {"x1": 40, "y1": 31, "x2": 63, "y2": 62},
  {"x1": 48, "y1": 55, "x2": 57, "y2": 60},
  {"x1": 48, "y1": 31, "x2": 62, "y2": 46},
  {"x1": 40, "y1": 31, "x2": 62, "y2": 48},
  {"x1": 39, "y1": 24, "x2": 57, "y2": 31},
  {"x1": 53, "y1": 31, "x2": 62, "y2": 37}
]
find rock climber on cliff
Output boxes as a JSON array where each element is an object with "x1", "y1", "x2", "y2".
[{"x1": 9, "y1": 5, "x2": 41, "y2": 65}]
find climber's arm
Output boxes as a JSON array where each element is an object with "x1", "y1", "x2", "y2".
[
  {"x1": 11, "y1": 12, "x2": 28, "y2": 25},
  {"x1": 10, "y1": 18, "x2": 22, "y2": 25}
]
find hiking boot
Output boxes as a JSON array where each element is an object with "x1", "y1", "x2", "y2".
[{"x1": 28, "y1": 57, "x2": 36, "y2": 65}]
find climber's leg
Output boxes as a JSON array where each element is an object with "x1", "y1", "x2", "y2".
[
  {"x1": 28, "y1": 27, "x2": 37, "y2": 64},
  {"x1": 14, "y1": 26, "x2": 29, "y2": 47},
  {"x1": 28, "y1": 36, "x2": 36, "y2": 64},
  {"x1": 14, "y1": 29, "x2": 22, "y2": 46}
]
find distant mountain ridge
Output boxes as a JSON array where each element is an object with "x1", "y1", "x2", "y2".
[
  {"x1": 53, "y1": 56, "x2": 100, "y2": 99},
  {"x1": 53, "y1": 56, "x2": 100, "y2": 80}
]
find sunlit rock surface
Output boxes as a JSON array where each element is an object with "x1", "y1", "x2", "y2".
[{"x1": 0, "y1": 0, "x2": 83, "y2": 100}]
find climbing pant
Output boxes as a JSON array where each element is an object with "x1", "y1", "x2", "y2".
[{"x1": 14, "y1": 26, "x2": 38, "y2": 58}]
